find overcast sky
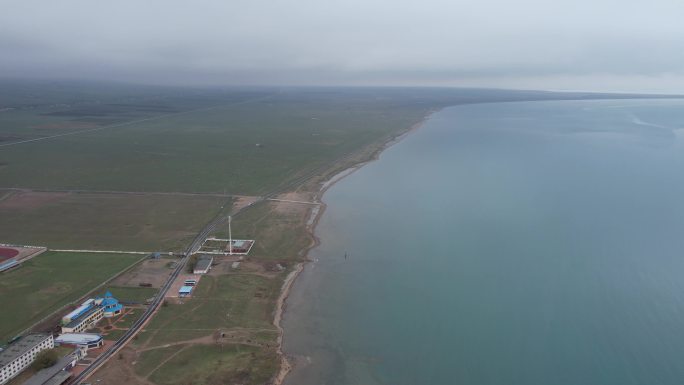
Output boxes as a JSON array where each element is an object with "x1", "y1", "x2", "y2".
[{"x1": 2, "y1": 0, "x2": 684, "y2": 92}]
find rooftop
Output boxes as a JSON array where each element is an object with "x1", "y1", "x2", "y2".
[
  {"x1": 62, "y1": 300, "x2": 94, "y2": 322},
  {"x1": 232, "y1": 240, "x2": 247, "y2": 248},
  {"x1": 0, "y1": 334, "x2": 52, "y2": 366},
  {"x1": 65, "y1": 306, "x2": 101, "y2": 329},
  {"x1": 55, "y1": 333, "x2": 102, "y2": 345},
  {"x1": 194, "y1": 256, "x2": 213, "y2": 271},
  {"x1": 23, "y1": 353, "x2": 75, "y2": 385},
  {"x1": 179, "y1": 286, "x2": 193, "y2": 294}
]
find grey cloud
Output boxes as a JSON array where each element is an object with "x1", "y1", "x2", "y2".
[{"x1": 1, "y1": 0, "x2": 684, "y2": 92}]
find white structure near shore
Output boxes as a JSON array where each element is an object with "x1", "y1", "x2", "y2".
[
  {"x1": 0, "y1": 334, "x2": 54, "y2": 384},
  {"x1": 55, "y1": 333, "x2": 103, "y2": 351},
  {"x1": 60, "y1": 292, "x2": 122, "y2": 333},
  {"x1": 193, "y1": 255, "x2": 213, "y2": 274}
]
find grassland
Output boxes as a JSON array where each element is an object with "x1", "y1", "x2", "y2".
[
  {"x1": 0, "y1": 80, "x2": 269, "y2": 141},
  {"x1": 217, "y1": 200, "x2": 312, "y2": 260},
  {"x1": 0, "y1": 190, "x2": 228, "y2": 250},
  {"x1": 135, "y1": 273, "x2": 281, "y2": 348},
  {"x1": 0, "y1": 88, "x2": 446, "y2": 194},
  {"x1": 0, "y1": 251, "x2": 142, "y2": 342},
  {"x1": 97, "y1": 272, "x2": 284, "y2": 384},
  {"x1": 136, "y1": 344, "x2": 278, "y2": 385}
]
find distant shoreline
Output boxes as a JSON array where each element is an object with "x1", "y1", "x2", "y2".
[{"x1": 271, "y1": 109, "x2": 439, "y2": 385}]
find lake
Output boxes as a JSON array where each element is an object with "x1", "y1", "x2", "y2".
[{"x1": 283, "y1": 99, "x2": 684, "y2": 385}]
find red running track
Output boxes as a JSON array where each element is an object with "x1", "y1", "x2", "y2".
[{"x1": 0, "y1": 247, "x2": 19, "y2": 261}]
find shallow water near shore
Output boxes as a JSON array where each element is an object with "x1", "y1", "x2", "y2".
[{"x1": 282, "y1": 99, "x2": 684, "y2": 385}]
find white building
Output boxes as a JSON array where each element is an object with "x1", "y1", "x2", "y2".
[
  {"x1": 60, "y1": 292, "x2": 122, "y2": 334},
  {"x1": 24, "y1": 347, "x2": 87, "y2": 385},
  {"x1": 0, "y1": 334, "x2": 54, "y2": 384},
  {"x1": 193, "y1": 255, "x2": 213, "y2": 274},
  {"x1": 61, "y1": 299, "x2": 95, "y2": 325},
  {"x1": 54, "y1": 334, "x2": 103, "y2": 351},
  {"x1": 61, "y1": 306, "x2": 103, "y2": 334}
]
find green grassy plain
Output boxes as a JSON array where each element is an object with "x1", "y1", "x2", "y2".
[
  {"x1": 219, "y1": 200, "x2": 312, "y2": 260},
  {"x1": 0, "y1": 81, "x2": 269, "y2": 141},
  {"x1": 0, "y1": 251, "x2": 142, "y2": 342},
  {"x1": 136, "y1": 273, "x2": 280, "y2": 348},
  {"x1": 0, "y1": 89, "x2": 442, "y2": 194},
  {"x1": 0, "y1": 191, "x2": 228, "y2": 250},
  {"x1": 140, "y1": 344, "x2": 278, "y2": 385}
]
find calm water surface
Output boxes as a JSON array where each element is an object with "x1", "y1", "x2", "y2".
[{"x1": 282, "y1": 100, "x2": 684, "y2": 385}]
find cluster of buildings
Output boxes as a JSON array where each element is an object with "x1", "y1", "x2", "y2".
[
  {"x1": 0, "y1": 292, "x2": 122, "y2": 384},
  {"x1": 0, "y1": 334, "x2": 54, "y2": 384},
  {"x1": 61, "y1": 291, "x2": 122, "y2": 334},
  {"x1": 0, "y1": 333, "x2": 91, "y2": 385},
  {"x1": 178, "y1": 255, "x2": 215, "y2": 297}
]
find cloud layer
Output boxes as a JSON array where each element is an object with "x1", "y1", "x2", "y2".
[{"x1": 2, "y1": 0, "x2": 684, "y2": 92}]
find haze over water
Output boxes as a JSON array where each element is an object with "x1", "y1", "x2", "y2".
[{"x1": 283, "y1": 99, "x2": 684, "y2": 385}]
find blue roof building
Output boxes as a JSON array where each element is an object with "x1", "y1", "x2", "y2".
[
  {"x1": 179, "y1": 286, "x2": 193, "y2": 297},
  {"x1": 94, "y1": 291, "x2": 122, "y2": 318}
]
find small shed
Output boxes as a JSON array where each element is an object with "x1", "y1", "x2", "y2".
[{"x1": 179, "y1": 286, "x2": 193, "y2": 297}]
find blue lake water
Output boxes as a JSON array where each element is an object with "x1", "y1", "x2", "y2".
[{"x1": 282, "y1": 99, "x2": 684, "y2": 385}]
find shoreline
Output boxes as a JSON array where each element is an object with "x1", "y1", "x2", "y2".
[{"x1": 271, "y1": 109, "x2": 440, "y2": 385}]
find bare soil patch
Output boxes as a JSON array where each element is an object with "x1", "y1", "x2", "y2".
[
  {"x1": 165, "y1": 273, "x2": 203, "y2": 299},
  {"x1": 232, "y1": 195, "x2": 260, "y2": 211},
  {"x1": 272, "y1": 192, "x2": 316, "y2": 215},
  {"x1": 89, "y1": 346, "x2": 153, "y2": 385},
  {"x1": 111, "y1": 258, "x2": 175, "y2": 288}
]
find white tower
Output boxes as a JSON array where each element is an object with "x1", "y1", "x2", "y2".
[{"x1": 228, "y1": 215, "x2": 233, "y2": 255}]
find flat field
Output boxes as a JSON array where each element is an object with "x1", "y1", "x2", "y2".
[
  {"x1": 140, "y1": 344, "x2": 277, "y2": 385},
  {"x1": 0, "y1": 251, "x2": 142, "y2": 342},
  {"x1": 0, "y1": 81, "x2": 269, "y2": 141},
  {"x1": 0, "y1": 190, "x2": 228, "y2": 250},
  {"x1": 216, "y1": 198, "x2": 313, "y2": 261},
  {"x1": 0, "y1": 88, "x2": 443, "y2": 194},
  {"x1": 135, "y1": 273, "x2": 281, "y2": 348}
]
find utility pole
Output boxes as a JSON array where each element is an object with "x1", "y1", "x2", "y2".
[{"x1": 228, "y1": 215, "x2": 232, "y2": 255}]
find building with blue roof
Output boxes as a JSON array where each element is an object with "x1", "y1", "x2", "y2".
[
  {"x1": 60, "y1": 291, "x2": 122, "y2": 334},
  {"x1": 95, "y1": 291, "x2": 123, "y2": 318},
  {"x1": 179, "y1": 286, "x2": 193, "y2": 298}
]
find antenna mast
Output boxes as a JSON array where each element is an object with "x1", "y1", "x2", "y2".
[{"x1": 228, "y1": 215, "x2": 233, "y2": 255}]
